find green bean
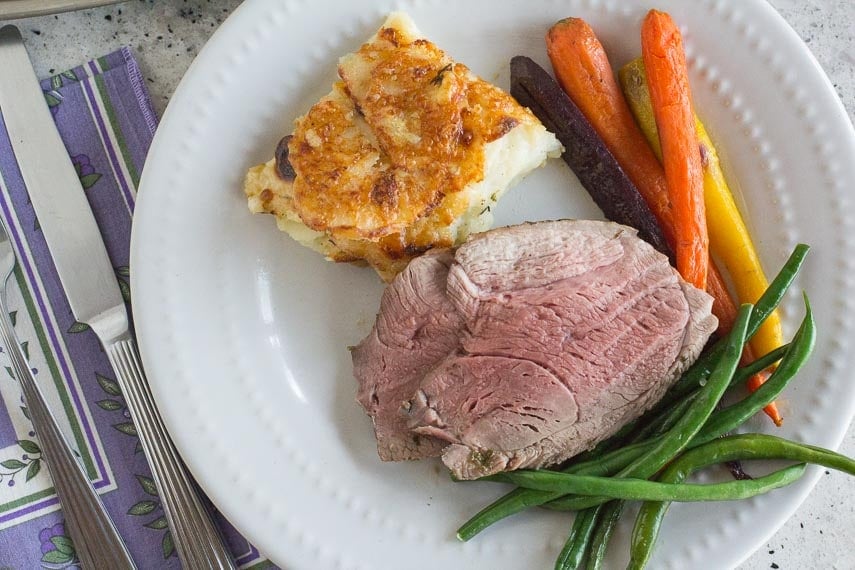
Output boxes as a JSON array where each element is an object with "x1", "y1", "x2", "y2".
[
  {"x1": 634, "y1": 244, "x2": 807, "y2": 428},
  {"x1": 568, "y1": 437, "x2": 625, "y2": 468},
  {"x1": 568, "y1": 427, "x2": 633, "y2": 466},
  {"x1": 628, "y1": 433, "x2": 855, "y2": 569},
  {"x1": 696, "y1": 295, "x2": 815, "y2": 444},
  {"x1": 555, "y1": 506, "x2": 601, "y2": 570},
  {"x1": 457, "y1": 439, "x2": 650, "y2": 541},
  {"x1": 586, "y1": 501, "x2": 624, "y2": 570},
  {"x1": 579, "y1": 391, "x2": 698, "y2": 562},
  {"x1": 618, "y1": 304, "x2": 751, "y2": 474},
  {"x1": 630, "y1": 392, "x2": 697, "y2": 442},
  {"x1": 567, "y1": 409, "x2": 661, "y2": 467},
  {"x1": 543, "y1": 488, "x2": 623, "y2": 512},
  {"x1": 559, "y1": 389, "x2": 698, "y2": 503},
  {"x1": 670, "y1": 244, "x2": 809, "y2": 399},
  {"x1": 729, "y1": 342, "x2": 790, "y2": 388},
  {"x1": 568, "y1": 392, "x2": 697, "y2": 469},
  {"x1": 497, "y1": 463, "x2": 804, "y2": 501}
]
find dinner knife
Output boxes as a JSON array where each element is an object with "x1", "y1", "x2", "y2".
[{"x1": 0, "y1": 25, "x2": 237, "y2": 570}]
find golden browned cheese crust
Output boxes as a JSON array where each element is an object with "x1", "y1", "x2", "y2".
[
  {"x1": 290, "y1": 25, "x2": 532, "y2": 242},
  {"x1": 244, "y1": 13, "x2": 561, "y2": 281}
]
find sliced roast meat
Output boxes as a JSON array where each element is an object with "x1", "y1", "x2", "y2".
[
  {"x1": 406, "y1": 355, "x2": 579, "y2": 477},
  {"x1": 352, "y1": 249, "x2": 464, "y2": 460},
  {"x1": 352, "y1": 220, "x2": 718, "y2": 478},
  {"x1": 424, "y1": 221, "x2": 717, "y2": 478}
]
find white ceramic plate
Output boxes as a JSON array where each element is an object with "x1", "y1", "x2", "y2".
[{"x1": 131, "y1": 0, "x2": 855, "y2": 568}]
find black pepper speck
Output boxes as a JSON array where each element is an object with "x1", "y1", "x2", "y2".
[
  {"x1": 104, "y1": 14, "x2": 112, "y2": 21},
  {"x1": 771, "y1": 564, "x2": 779, "y2": 569}
]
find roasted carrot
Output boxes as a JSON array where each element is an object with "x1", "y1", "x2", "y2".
[
  {"x1": 545, "y1": 17, "x2": 730, "y2": 331},
  {"x1": 545, "y1": 15, "x2": 779, "y2": 423},
  {"x1": 509, "y1": 56, "x2": 670, "y2": 255},
  {"x1": 705, "y1": 265, "x2": 736, "y2": 332},
  {"x1": 620, "y1": 57, "x2": 784, "y2": 359},
  {"x1": 619, "y1": 57, "x2": 784, "y2": 425},
  {"x1": 747, "y1": 369, "x2": 783, "y2": 426},
  {"x1": 641, "y1": 10, "x2": 708, "y2": 290},
  {"x1": 546, "y1": 18, "x2": 672, "y2": 227},
  {"x1": 702, "y1": 269, "x2": 782, "y2": 424}
]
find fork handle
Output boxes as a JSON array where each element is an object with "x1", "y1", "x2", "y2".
[
  {"x1": 105, "y1": 337, "x2": 237, "y2": 570},
  {"x1": 0, "y1": 301, "x2": 136, "y2": 569}
]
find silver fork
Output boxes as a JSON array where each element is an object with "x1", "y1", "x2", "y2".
[{"x1": 0, "y1": 218, "x2": 136, "y2": 569}]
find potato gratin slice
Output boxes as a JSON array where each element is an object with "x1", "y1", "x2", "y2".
[{"x1": 245, "y1": 12, "x2": 561, "y2": 280}]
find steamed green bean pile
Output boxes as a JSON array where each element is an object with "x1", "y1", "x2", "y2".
[{"x1": 455, "y1": 244, "x2": 855, "y2": 568}]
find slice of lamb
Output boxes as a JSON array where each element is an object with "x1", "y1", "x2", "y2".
[
  {"x1": 412, "y1": 220, "x2": 717, "y2": 479},
  {"x1": 405, "y1": 355, "x2": 579, "y2": 479},
  {"x1": 352, "y1": 249, "x2": 464, "y2": 460}
]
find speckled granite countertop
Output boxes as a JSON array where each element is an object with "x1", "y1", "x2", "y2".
[{"x1": 2, "y1": 1, "x2": 853, "y2": 568}]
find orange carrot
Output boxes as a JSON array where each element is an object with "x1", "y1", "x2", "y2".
[
  {"x1": 546, "y1": 17, "x2": 724, "y2": 331},
  {"x1": 640, "y1": 10, "x2": 779, "y2": 422},
  {"x1": 546, "y1": 16, "x2": 780, "y2": 423},
  {"x1": 641, "y1": 10, "x2": 708, "y2": 290},
  {"x1": 546, "y1": 18, "x2": 672, "y2": 229},
  {"x1": 747, "y1": 369, "x2": 783, "y2": 426},
  {"x1": 705, "y1": 265, "x2": 736, "y2": 332}
]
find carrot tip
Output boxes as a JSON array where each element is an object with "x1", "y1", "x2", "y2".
[{"x1": 763, "y1": 402, "x2": 783, "y2": 426}]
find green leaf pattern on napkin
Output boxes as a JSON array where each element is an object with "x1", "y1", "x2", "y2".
[
  {"x1": 70, "y1": 154, "x2": 102, "y2": 191},
  {"x1": 38, "y1": 522, "x2": 79, "y2": 568},
  {"x1": 0, "y1": 440, "x2": 42, "y2": 488},
  {"x1": 93, "y1": 372, "x2": 173, "y2": 559},
  {"x1": 127, "y1": 474, "x2": 175, "y2": 560}
]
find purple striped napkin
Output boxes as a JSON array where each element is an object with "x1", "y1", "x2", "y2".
[{"x1": 0, "y1": 48, "x2": 273, "y2": 569}]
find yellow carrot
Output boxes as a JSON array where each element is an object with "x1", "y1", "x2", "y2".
[
  {"x1": 620, "y1": 57, "x2": 785, "y2": 425},
  {"x1": 619, "y1": 57, "x2": 783, "y2": 359}
]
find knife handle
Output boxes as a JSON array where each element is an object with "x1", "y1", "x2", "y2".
[
  {"x1": 106, "y1": 338, "x2": 237, "y2": 570},
  {"x1": 0, "y1": 294, "x2": 136, "y2": 570}
]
